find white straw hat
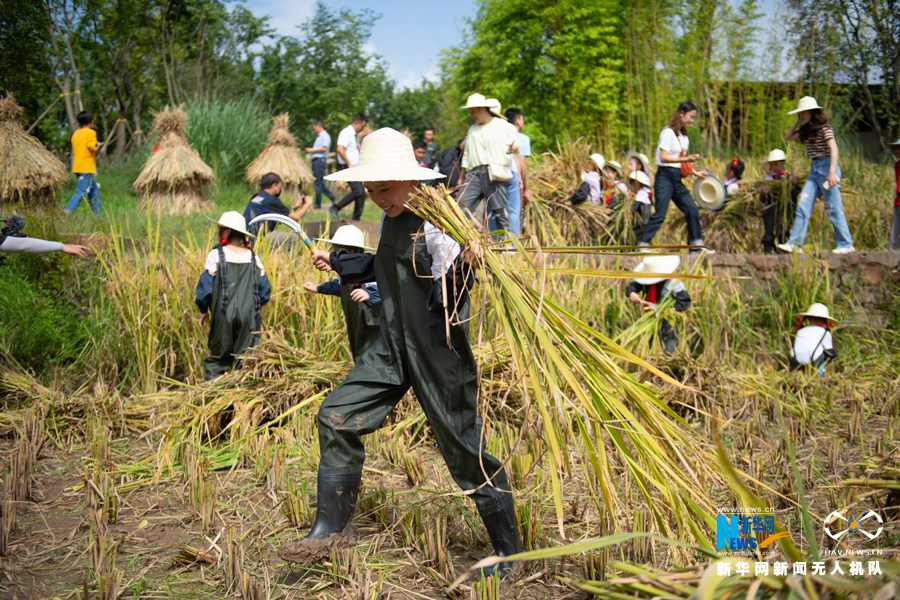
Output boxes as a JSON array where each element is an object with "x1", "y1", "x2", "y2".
[
  {"x1": 633, "y1": 255, "x2": 681, "y2": 285},
  {"x1": 206, "y1": 211, "x2": 256, "y2": 239},
  {"x1": 628, "y1": 170, "x2": 652, "y2": 187},
  {"x1": 626, "y1": 150, "x2": 651, "y2": 175},
  {"x1": 788, "y1": 96, "x2": 825, "y2": 114},
  {"x1": 314, "y1": 224, "x2": 374, "y2": 250},
  {"x1": 692, "y1": 174, "x2": 726, "y2": 211},
  {"x1": 606, "y1": 160, "x2": 624, "y2": 176},
  {"x1": 459, "y1": 93, "x2": 491, "y2": 110},
  {"x1": 590, "y1": 154, "x2": 606, "y2": 171},
  {"x1": 486, "y1": 98, "x2": 507, "y2": 120},
  {"x1": 760, "y1": 149, "x2": 787, "y2": 164},
  {"x1": 324, "y1": 128, "x2": 446, "y2": 183},
  {"x1": 795, "y1": 303, "x2": 838, "y2": 323},
  {"x1": 890, "y1": 137, "x2": 900, "y2": 146}
]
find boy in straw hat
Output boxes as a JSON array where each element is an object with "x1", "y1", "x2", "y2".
[
  {"x1": 759, "y1": 149, "x2": 800, "y2": 255},
  {"x1": 302, "y1": 224, "x2": 382, "y2": 363},
  {"x1": 195, "y1": 212, "x2": 271, "y2": 380},
  {"x1": 279, "y1": 127, "x2": 524, "y2": 579},
  {"x1": 625, "y1": 255, "x2": 691, "y2": 354},
  {"x1": 790, "y1": 303, "x2": 837, "y2": 373},
  {"x1": 890, "y1": 137, "x2": 900, "y2": 250}
]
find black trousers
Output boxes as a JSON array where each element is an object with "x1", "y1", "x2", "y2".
[
  {"x1": 640, "y1": 166, "x2": 703, "y2": 244},
  {"x1": 761, "y1": 189, "x2": 797, "y2": 252},
  {"x1": 312, "y1": 157, "x2": 334, "y2": 207},
  {"x1": 334, "y1": 164, "x2": 367, "y2": 220}
]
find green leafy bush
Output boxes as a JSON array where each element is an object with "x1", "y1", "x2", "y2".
[{"x1": 185, "y1": 97, "x2": 269, "y2": 185}]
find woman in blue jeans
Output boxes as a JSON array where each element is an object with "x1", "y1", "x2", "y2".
[
  {"x1": 637, "y1": 101, "x2": 712, "y2": 253},
  {"x1": 778, "y1": 97, "x2": 854, "y2": 254}
]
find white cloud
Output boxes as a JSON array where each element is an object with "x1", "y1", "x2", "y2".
[
  {"x1": 232, "y1": 0, "x2": 317, "y2": 38},
  {"x1": 394, "y1": 62, "x2": 440, "y2": 91}
]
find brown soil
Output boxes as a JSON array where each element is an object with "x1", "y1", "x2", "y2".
[{"x1": 277, "y1": 530, "x2": 353, "y2": 564}]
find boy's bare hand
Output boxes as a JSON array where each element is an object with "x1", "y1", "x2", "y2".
[
  {"x1": 628, "y1": 292, "x2": 642, "y2": 304},
  {"x1": 461, "y1": 240, "x2": 484, "y2": 266},
  {"x1": 349, "y1": 288, "x2": 370, "y2": 303},
  {"x1": 199, "y1": 312, "x2": 209, "y2": 327},
  {"x1": 311, "y1": 249, "x2": 332, "y2": 272},
  {"x1": 302, "y1": 282, "x2": 317, "y2": 293}
]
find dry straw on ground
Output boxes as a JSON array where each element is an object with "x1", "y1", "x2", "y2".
[
  {"x1": 0, "y1": 93, "x2": 67, "y2": 204},
  {"x1": 133, "y1": 107, "x2": 214, "y2": 214},
  {"x1": 246, "y1": 113, "x2": 314, "y2": 196}
]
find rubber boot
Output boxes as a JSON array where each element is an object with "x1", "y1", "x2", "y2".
[
  {"x1": 305, "y1": 471, "x2": 361, "y2": 539},
  {"x1": 477, "y1": 497, "x2": 524, "y2": 580}
]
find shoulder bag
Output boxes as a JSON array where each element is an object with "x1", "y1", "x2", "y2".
[{"x1": 677, "y1": 132, "x2": 693, "y2": 178}]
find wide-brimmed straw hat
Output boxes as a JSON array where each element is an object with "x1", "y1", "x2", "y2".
[
  {"x1": 606, "y1": 160, "x2": 624, "y2": 176},
  {"x1": 324, "y1": 128, "x2": 446, "y2": 183},
  {"x1": 795, "y1": 303, "x2": 838, "y2": 324},
  {"x1": 889, "y1": 137, "x2": 900, "y2": 146},
  {"x1": 692, "y1": 174, "x2": 726, "y2": 211},
  {"x1": 760, "y1": 149, "x2": 787, "y2": 164},
  {"x1": 314, "y1": 224, "x2": 374, "y2": 251},
  {"x1": 633, "y1": 255, "x2": 681, "y2": 285},
  {"x1": 628, "y1": 170, "x2": 652, "y2": 187},
  {"x1": 590, "y1": 154, "x2": 606, "y2": 171},
  {"x1": 459, "y1": 93, "x2": 491, "y2": 110},
  {"x1": 206, "y1": 211, "x2": 256, "y2": 239},
  {"x1": 625, "y1": 150, "x2": 651, "y2": 175},
  {"x1": 486, "y1": 99, "x2": 507, "y2": 120},
  {"x1": 788, "y1": 96, "x2": 825, "y2": 114}
]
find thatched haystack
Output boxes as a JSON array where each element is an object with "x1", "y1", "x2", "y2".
[
  {"x1": 133, "y1": 107, "x2": 214, "y2": 214},
  {"x1": 0, "y1": 93, "x2": 67, "y2": 204},
  {"x1": 246, "y1": 113, "x2": 314, "y2": 197}
]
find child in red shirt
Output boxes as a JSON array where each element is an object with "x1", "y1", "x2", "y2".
[{"x1": 891, "y1": 138, "x2": 900, "y2": 251}]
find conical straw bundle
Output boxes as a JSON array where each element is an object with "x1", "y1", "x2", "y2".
[
  {"x1": 134, "y1": 107, "x2": 213, "y2": 214},
  {"x1": 245, "y1": 113, "x2": 314, "y2": 196},
  {"x1": 0, "y1": 93, "x2": 67, "y2": 204}
]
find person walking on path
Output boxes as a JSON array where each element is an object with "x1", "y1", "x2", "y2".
[
  {"x1": 777, "y1": 97, "x2": 855, "y2": 254},
  {"x1": 423, "y1": 128, "x2": 439, "y2": 168},
  {"x1": 457, "y1": 93, "x2": 519, "y2": 235},
  {"x1": 330, "y1": 113, "x2": 368, "y2": 220},
  {"x1": 637, "y1": 101, "x2": 712, "y2": 253},
  {"x1": 305, "y1": 120, "x2": 334, "y2": 209},
  {"x1": 65, "y1": 111, "x2": 102, "y2": 215}
]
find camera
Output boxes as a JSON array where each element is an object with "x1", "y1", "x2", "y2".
[{"x1": 0, "y1": 215, "x2": 28, "y2": 268}]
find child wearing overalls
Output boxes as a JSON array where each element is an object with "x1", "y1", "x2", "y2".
[
  {"x1": 759, "y1": 149, "x2": 800, "y2": 254},
  {"x1": 625, "y1": 255, "x2": 691, "y2": 355},
  {"x1": 790, "y1": 303, "x2": 837, "y2": 374}
]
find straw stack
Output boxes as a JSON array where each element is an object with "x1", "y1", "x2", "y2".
[
  {"x1": 133, "y1": 107, "x2": 214, "y2": 214},
  {"x1": 246, "y1": 113, "x2": 313, "y2": 197},
  {"x1": 0, "y1": 93, "x2": 67, "y2": 205}
]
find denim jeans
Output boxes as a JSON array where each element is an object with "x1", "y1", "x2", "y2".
[
  {"x1": 787, "y1": 158, "x2": 853, "y2": 249},
  {"x1": 312, "y1": 157, "x2": 334, "y2": 207},
  {"x1": 488, "y1": 170, "x2": 521, "y2": 237},
  {"x1": 65, "y1": 173, "x2": 101, "y2": 215},
  {"x1": 640, "y1": 166, "x2": 702, "y2": 244}
]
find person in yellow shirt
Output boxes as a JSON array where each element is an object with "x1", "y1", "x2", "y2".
[{"x1": 65, "y1": 111, "x2": 101, "y2": 215}]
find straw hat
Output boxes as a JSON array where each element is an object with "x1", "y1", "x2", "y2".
[
  {"x1": 459, "y1": 93, "x2": 491, "y2": 110},
  {"x1": 626, "y1": 150, "x2": 651, "y2": 175},
  {"x1": 606, "y1": 160, "x2": 624, "y2": 176},
  {"x1": 590, "y1": 154, "x2": 606, "y2": 171},
  {"x1": 324, "y1": 128, "x2": 446, "y2": 183},
  {"x1": 795, "y1": 303, "x2": 838, "y2": 324},
  {"x1": 633, "y1": 255, "x2": 681, "y2": 285},
  {"x1": 889, "y1": 137, "x2": 900, "y2": 146},
  {"x1": 628, "y1": 170, "x2": 652, "y2": 187},
  {"x1": 760, "y1": 149, "x2": 787, "y2": 164},
  {"x1": 788, "y1": 96, "x2": 825, "y2": 114},
  {"x1": 692, "y1": 174, "x2": 726, "y2": 211},
  {"x1": 314, "y1": 224, "x2": 374, "y2": 251},
  {"x1": 206, "y1": 211, "x2": 256, "y2": 239},
  {"x1": 486, "y1": 99, "x2": 508, "y2": 120}
]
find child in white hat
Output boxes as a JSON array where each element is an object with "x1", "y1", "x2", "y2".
[
  {"x1": 195, "y1": 211, "x2": 271, "y2": 380},
  {"x1": 603, "y1": 160, "x2": 628, "y2": 207},
  {"x1": 565, "y1": 153, "x2": 605, "y2": 206},
  {"x1": 280, "y1": 128, "x2": 523, "y2": 580},
  {"x1": 625, "y1": 255, "x2": 691, "y2": 354},
  {"x1": 759, "y1": 149, "x2": 800, "y2": 254},
  {"x1": 890, "y1": 137, "x2": 900, "y2": 250},
  {"x1": 790, "y1": 303, "x2": 838, "y2": 373},
  {"x1": 302, "y1": 225, "x2": 382, "y2": 363},
  {"x1": 628, "y1": 170, "x2": 653, "y2": 244}
]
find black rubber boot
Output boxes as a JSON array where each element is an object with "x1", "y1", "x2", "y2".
[
  {"x1": 477, "y1": 497, "x2": 524, "y2": 580},
  {"x1": 305, "y1": 472, "x2": 361, "y2": 539}
]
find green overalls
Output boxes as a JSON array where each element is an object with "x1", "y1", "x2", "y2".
[
  {"x1": 203, "y1": 247, "x2": 263, "y2": 380},
  {"x1": 317, "y1": 211, "x2": 511, "y2": 511},
  {"x1": 338, "y1": 284, "x2": 383, "y2": 363}
]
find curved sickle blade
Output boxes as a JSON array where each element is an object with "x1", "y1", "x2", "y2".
[{"x1": 247, "y1": 214, "x2": 316, "y2": 252}]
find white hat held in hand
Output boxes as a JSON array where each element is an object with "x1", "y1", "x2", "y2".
[
  {"x1": 628, "y1": 170, "x2": 652, "y2": 187},
  {"x1": 788, "y1": 96, "x2": 825, "y2": 114},
  {"x1": 761, "y1": 149, "x2": 787, "y2": 164},
  {"x1": 324, "y1": 128, "x2": 446, "y2": 183},
  {"x1": 206, "y1": 211, "x2": 256, "y2": 239},
  {"x1": 795, "y1": 303, "x2": 838, "y2": 324},
  {"x1": 590, "y1": 154, "x2": 606, "y2": 171},
  {"x1": 314, "y1": 224, "x2": 374, "y2": 251},
  {"x1": 693, "y1": 175, "x2": 726, "y2": 211},
  {"x1": 632, "y1": 255, "x2": 681, "y2": 285},
  {"x1": 459, "y1": 93, "x2": 491, "y2": 110}
]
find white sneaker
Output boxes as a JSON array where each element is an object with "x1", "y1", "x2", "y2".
[
  {"x1": 700, "y1": 247, "x2": 716, "y2": 254},
  {"x1": 776, "y1": 242, "x2": 803, "y2": 254},
  {"x1": 832, "y1": 246, "x2": 856, "y2": 254}
]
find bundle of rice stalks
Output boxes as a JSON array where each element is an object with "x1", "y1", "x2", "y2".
[
  {"x1": 0, "y1": 93, "x2": 67, "y2": 204},
  {"x1": 410, "y1": 184, "x2": 717, "y2": 545},
  {"x1": 246, "y1": 113, "x2": 313, "y2": 196},
  {"x1": 133, "y1": 107, "x2": 214, "y2": 214}
]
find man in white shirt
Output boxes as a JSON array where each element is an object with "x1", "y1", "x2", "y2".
[
  {"x1": 330, "y1": 113, "x2": 368, "y2": 220},
  {"x1": 457, "y1": 94, "x2": 519, "y2": 234},
  {"x1": 305, "y1": 120, "x2": 334, "y2": 209}
]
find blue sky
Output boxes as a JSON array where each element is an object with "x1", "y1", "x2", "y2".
[{"x1": 240, "y1": 0, "x2": 479, "y2": 89}]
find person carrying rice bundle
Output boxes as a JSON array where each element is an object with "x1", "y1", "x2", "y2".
[
  {"x1": 789, "y1": 303, "x2": 838, "y2": 375},
  {"x1": 279, "y1": 128, "x2": 523, "y2": 580},
  {"x1": 564, "y1": 153, "x2": 605, "y2": 207},
  {"x1": 625, "y1": 255, "x2": 691, "y2": 355},
  {"x1": 758, "y1": 150, "x2": 799, "y2": 255}
]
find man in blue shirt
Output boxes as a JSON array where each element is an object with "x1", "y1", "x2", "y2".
[
  {"x1": 305, "y1": 120, "x2": 334, "y2": 209},
  {"x1": 243, "y1": 173, "x2": 312, "y2": 235}
]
